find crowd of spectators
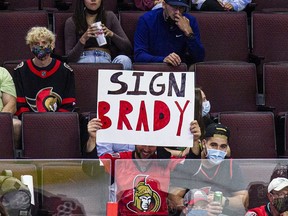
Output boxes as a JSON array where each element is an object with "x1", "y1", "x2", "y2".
[{"x1": 1, "y1": 0, "x2": 288, "y2": 215}]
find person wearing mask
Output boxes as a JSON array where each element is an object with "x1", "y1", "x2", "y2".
[
  {"x1": 169, "y1": 123, "x2": 248, "y2": 215},
  {"x1": 13, "y1": 26, "x2": 76, "y2": 118},
  {"x1": 65, "y1": 0, "x2": 132, "y2": 69},
  {"x1": 134, "y1": 0, "x2": 205, "y2": 67},
  {"x1": 84, "y1": 117, "x2": 201, "y2": 215},
  {"x1": 245, "y1": 177, "x2": 288, "y2": 216},
  {"x1": 160, "y1": 87, "x2": 212, "y2": 159}
]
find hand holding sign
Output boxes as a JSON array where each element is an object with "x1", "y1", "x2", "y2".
[{"x1": 97, "y1": 70, "x2": 195, "y2": 148}]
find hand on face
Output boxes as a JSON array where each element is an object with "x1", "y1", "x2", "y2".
[{"x1": 174, "y1": 14, "x2": 193, "y2": 36}]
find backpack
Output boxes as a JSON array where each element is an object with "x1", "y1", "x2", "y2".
[{"x1": 0, "y1": 170, "x2": 32, "y2": 216}]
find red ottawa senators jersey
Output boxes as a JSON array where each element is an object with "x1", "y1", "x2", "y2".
[
  {"x1": 100, "y1": 151, "x2": 181, "y2": 215},
  {"x1": 13, "y1": 58, "x2": 76, "y2": 116},
  {"x1": 245, "y1": 204, "x2": 273, "y2": 216}
]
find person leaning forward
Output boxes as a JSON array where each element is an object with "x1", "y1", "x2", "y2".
[{"x1": 134, "y1": 0, "x2": 205, "y2": 67}]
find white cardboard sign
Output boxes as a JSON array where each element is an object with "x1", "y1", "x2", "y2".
[{"x1": 97, "y1": 69, "x2": 195, "y2": 147}]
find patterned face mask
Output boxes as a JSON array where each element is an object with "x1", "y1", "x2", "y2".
[
  {"x1": 273, "y1": 196, "x2": 288, "y2": 213},
  {"x1": 31, "y1": 45, "x2": 52, "y2": 60}
]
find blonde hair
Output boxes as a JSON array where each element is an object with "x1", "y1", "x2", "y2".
[{"x1": 25, "y1": 26, "x2": 55, "y2": 46}]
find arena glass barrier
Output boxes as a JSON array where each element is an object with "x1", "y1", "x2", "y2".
[
  {"x1": 114, "y1": 159, "x2": 288, "y2": 216},
  {"x1": 0, "y1": 159, "x2": 110, "y2": 216}
]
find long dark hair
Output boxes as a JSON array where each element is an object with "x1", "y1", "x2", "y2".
[
  {"x1": 73, "y1": 0, "x2": 106, "y2": 35},
  {"x1": 195, "y1": 87, "x2": 205, "y2": 139}
]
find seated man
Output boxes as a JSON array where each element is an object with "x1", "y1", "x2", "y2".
[
  {"x1": 245, "y1": 177, "x2": 288, "y2": 216},
  {"x1": 134, "y1": 0, "x2": 205, "y2": 67},
  {"x1": 84, "y1": 118, "x2": 202, "y2": 215},
  {"x1": 13, "y1": 26, "x2": 76, "y2": 117},
  {"x1": 169, "y1": 123, "x2": 248, "y2": 215}
]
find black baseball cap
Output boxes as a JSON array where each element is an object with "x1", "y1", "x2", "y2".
[
  {"x1": 205, "y1": 123, "x2": 230, "y2": 141},
  {"x1": 165, "y1": 0, "x2": 189, "y2": 8}
]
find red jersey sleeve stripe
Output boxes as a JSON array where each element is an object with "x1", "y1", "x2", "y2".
[
  {"x1": 16, "y1": 107, "x2": 30, "y2": 116},
  {"x1": 17, "y1": 97, "x2": 26, "y2": 103},
  {"x1": 58, "y1": 108, "x2": 69, "y2": 112},
  {"x1": 62, "y1": 98, "x2": 76, "y2": 104}
]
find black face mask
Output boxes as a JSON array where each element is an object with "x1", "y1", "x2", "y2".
[
  {"x1": 85, "y1": 6, "x2": 101, "y2": 15},
  {"x1": 273, "y1": 196, "x2": 288, "y2": 213}
]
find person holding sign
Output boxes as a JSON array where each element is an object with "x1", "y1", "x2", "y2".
[
  {"x1": 134, "y1": 0, "x2": 205, "y2": 67},
  {"x1": 169, "y1": 123, "x2": 248, "y2": 216},
  {"x1": 158, "y1": 87, "x2": 213, "y2": 159},
  {"x1": 85, "y1": 118, "x2": 201, "y2": 158},
  {"x1": 84, "y1": 117, "x2": 201, "y2": 215}
]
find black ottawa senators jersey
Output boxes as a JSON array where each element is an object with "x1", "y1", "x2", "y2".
[{"x1": 13, "y1": 58, "x2": 76, "y2": 117}]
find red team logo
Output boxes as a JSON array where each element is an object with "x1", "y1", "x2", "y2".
[
  {"x1": 126, "y1": 175, "x2": 161, "y2": 213},
  {"x1": 26, "y1": 87, "x2": 62, "y2": 112}
]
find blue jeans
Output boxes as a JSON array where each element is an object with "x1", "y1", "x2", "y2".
[{"x1": 77, "y1": 50, "x2": 132, "y2": 70}]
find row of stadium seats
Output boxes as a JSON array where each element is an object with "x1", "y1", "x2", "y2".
[
  {"x1": 1, "y1": 0, "x2": 287, "y2": 12},
  {"x1": 1, "y1": 110, "x2": 286, "y2": 159},
  {"x1": 0, "y1": 0, "x2": 117, "y2": 12},
  {"x1": 4, "y1": 61, "x2": 288, "y2": 117},
  {"x1": 1, "y1": 62, "x2": 288, "y2": 159},
  {"x1": 1, "y1": 10, "x2": 288, "y2": 77}
]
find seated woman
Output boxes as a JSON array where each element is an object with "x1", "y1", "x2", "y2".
[
  {"x1": 159, "y1": 87, "x2": 213, "y2": 159},
  {"x1": 65, "y1": 0, "x2": 132, "y2": 69}
]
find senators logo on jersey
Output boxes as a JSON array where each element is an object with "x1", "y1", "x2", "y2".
[
  {"x1": 26, "y1": 87, "x2": 62, "y2": 112},
  {"x1": 126, "y1": 175, "x2": 161, "y2": 213}
]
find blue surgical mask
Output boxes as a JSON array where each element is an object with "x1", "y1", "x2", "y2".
[
  {"x1": 202, "y1": 100, "x2": 211, "y2": 116},
  {"x1": 187, "y1": 209, "x2": 208, "y2": 216},
  {"x1": 32, "y1": 45, "x2": 52, "y2": 60},
  {"x1": 207, "y1": 149, "x2": 226, "y2": 165}
]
